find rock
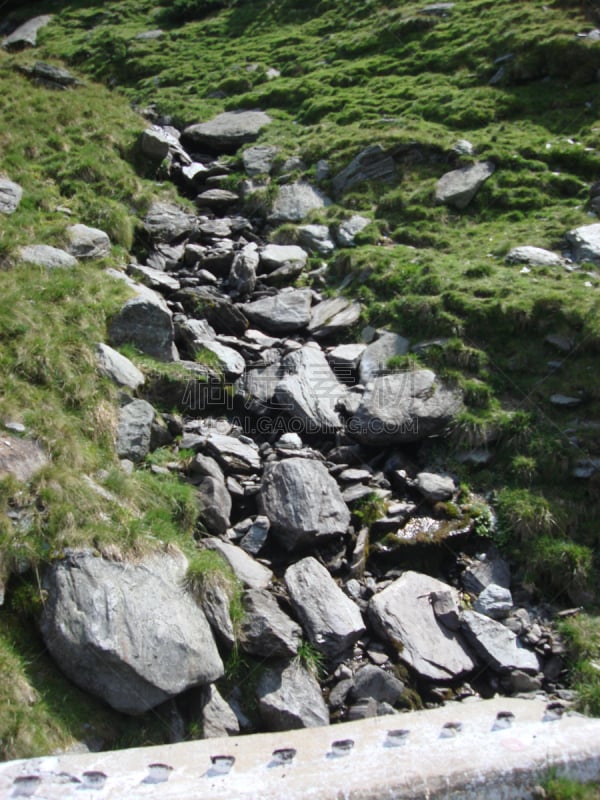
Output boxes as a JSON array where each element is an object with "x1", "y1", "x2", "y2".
[
  {"x1": 65, "y1": 223, "x2": 111, "y2": 259},
  {"x1": 242, "y1": 288, "x2": 312, "y2": 333},
  {"x1": 549, "y1": 393, "x2": 581, "y2": 408},
  {"x1": 243, "y1": 144, "x2": 278, "y2": 176},
  {"x1": 239, "y1": 589, "x2": 302, "y2": 657},
  {"x1": 236, "y1": 356, "x2": 282, "y2": 415},
  {"x1": 21, "y1": 61, "x2": 80, "y2": 88},
  {"x1": 202, "y1": 538, "x2": 272, "y2": 589},
  {"x1": 183, "y1": 110, "x2": 272, "y2": 154},
  {"x1": 116, "y1": 398, "x2": 155, "y2": 462},
  {"x1": 435, "y1": 161, "x2": 495, "y2": 210},
  {"x1": 256, "y1": 659, "x2": 329, "y2": 730},
  {"x1": 0, "y1": 178, "x2": 23, "y2": 214},
  {"x1": 18, "y1": 244, "x2": 77, "y2": 269},
  {"x1": 359, "y1": 332, "x2": 410, "y2": 384},
  {"x1": 349, "y1": 370, "x2": 462, "y2": 445},
  {"x1": 285, "y1": 557, "x2": 365, "y2": 658},
  {"x1": 368, "y1": 571, "x2": 476, "y2": 681},
  {"x1": 141, "y1": 125, "x2": 187, "y2": 162},
  {"x1": 260, "y1": 244, "x2": 308, "y2": 272},
  {"x1": 199, "y1": 341, "x2": 246, "y2": 377},
  {"x1": 462, "y1": 549, "x2": 511, "y2": 594},
  {"x1": 461, "y1": 610, "x2": 540, "y2": 673},
  {"x1": 308, "y1": 297, "x2": 362, "y2": 338},
  {"x1": 333, "y1": 144, "x2": 397, "y2": 196},
  {"x1": 205, "y1": 433, "x2": 261, "y2": 472},
  {"x1": 350, "y1": 665, "x2": 404, "y2": 705},
  {"x1": 196, "y1": 188, "x2": 239, "y2": 211},
  {"x1": 269, "y1": 181, "x2": 330, "y2": 223},
  {"x1": 297, "y1": 224, "x2": 336, "y2": 256},
  {"x1": 0, "y1": 435, "x2": 48, "y2": 482},
  {"x1": 40, "y1": 550, "x2": 223, "y2": 714},
  {"x1": 198, "y1": 685, "x2": 240, "y2": 738},
  {"x1": 95, "y1": 343, "x2": 144, "y2": 391},
  {"x1": 452, "y1": 139, "x2": 474, "y2": 155},
  {"x1": 128, "y1": 263, "x2": 180, "y2": 293},
  {"x1": 421, "y1": 3, "x2": 455, "y2": 15},
  {"x1": 431, "y1": 590, "x2": 461, "y2": 631},
  {"x1": 259, "y1": 458, "x2": 351, "y2": 551},
  {"x1": 189, "y1": 453, "x2": 224, "y2": 482},
  {"x1": 176, "y1": 288, "x2": 249, "y2": 337},
  {"x1": 275, "y1": 344, "x2": 347, "y2": 432},
  {"x1": 197, "y1": 476, "x2": 232, "y2": 535},
  {"x1": 566, "y1": 223, "x2": 600, "y2": 263},
  {"x1": 415, "y1": 472, "x2": 456, "y2": 502},
  {"x1": 336, "y1": 215, "x2": 371, "y2": 247},
  {"x1": 143, "y1": 201, "x2": 197, "y2": 243},
  {"x1": 473, "y1": 584, "x2": 513, "y2": 620},
  {"x1": 229, "y1": 243, "x2": 259, "y2": 296},
  {"x1": 2, "y1": 15, "x2": 53, "y2": 50},
  {"x1": 505, "y1": 246, "x2": 564, "y2": 268},
  {"x1": 198, "y1": 579, "x2": 235, "y2": 650},
  {"x1": 109, "y1": 285, "x2": 177, "y2": 362},
  {"x1": 240, "y1": 515, "x2": 270, "y2": 555},
  {"x1": 327, "y1": 343, "x2": 366, "y2": 375}
]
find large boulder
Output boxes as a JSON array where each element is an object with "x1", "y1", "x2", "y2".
[
  {"x1": 95, "y1": 343, "x2": 144, "y2": 391},
  {"x1": 109, "y1": 284, "x2": 177, "y2": 362},
  {"x1": 359, "y1": 331, "x2": 410, "y2": 384},
  {"x1": 66, "y1": 224, "x2": 111, "y2": 259},
  {"x1": 116, "y1": 398, "x2": 155, "y2": 462},
  {"x1": 348, "y1": 369, "x2": 462, "y2": 445},
  {"x1": 256, "y1": 659, "x2": 329, "y2": 730},
  {"x1": 566, "y1": 223, "x2": 600, "y2": 263},
  {"x1": 238, "y1": 588, "x2": 302, "y2": 658},
  {"x1": 461, "y1": 610, "x2": 540, "y2": 673},
  {"x1": 18, "y1": 244, "x2": 77, "y2": 269},
  {"x1": 39, "y1": 550, "x2": 224, "y2": 714},
  {"x1": 285, "y1": 557, "x2": 365, "y2": 658},
  {"x1": 143, "y1": 201, "x2": 197, "y2": 243},
  {"x1": 2, "y1": 15, "x2": 53, "y2": 50},
  {"x1": 259, "y1": 458, "x2": 351, "y2": 551},
  {"x1": 197, "y1": 476, "x2": 232, "y2": 535},
  {"x1": 269, "y1": 182, "x2": 330, "y2": 223},
  {"x1": 182, "y1": 110, "x2": 272, "y2": 154},
  {"x1": 368, "y1": 571, "x2": 476, "y2": 681},
  {"x1": 0, "y1": 178, "x2": 23, "y2": 214},
  {"x1": 242, "y1": 288, "x2": 312, "y2": 333},
  {"x1": 435, "y1": 161, "x2": 495, "y2": 210}
]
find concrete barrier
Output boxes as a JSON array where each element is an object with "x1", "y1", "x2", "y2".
[{"x1": 1, "y1": 697, "x2": 599, "y2": 799}]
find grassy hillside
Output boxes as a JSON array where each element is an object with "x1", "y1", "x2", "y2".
[{"x1": 0, "y1": 0, "x2": 599, "y2": 758}]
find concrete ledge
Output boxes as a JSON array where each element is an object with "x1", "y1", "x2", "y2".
[{"x1": 1, "y1": 697, "x2": 599, "y2": 799}]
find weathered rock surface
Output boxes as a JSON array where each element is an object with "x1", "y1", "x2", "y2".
[
  {"x1": 333, "y1": 145, "x2": 396, "y2": 196},
  {"x1": 349, "y1": 370, "x2": 462, "y2": 445},
  {"x1": 39, "y1": 550, "x2": 223, "y2": 714},
  {"x1": 229, "y1": 243, "x2": 259, "y2": 296},
  {"x1": 109, "y1": 285, "x2": 177, "y2": 362},
  {"x1": 505, "y1": 246, "x2": 564, "y2": 268},
  {"x1": 201, "y1": 538, "x2": 272, "y2": 589},
  {"x1": 204, "y1": 433, "x2": 261, "y2": 472},
  {"x1": 2, "y1": 15, "x2": 53, "y2": 50},
  {"x1": 95, "y1": 343, "x2": 144, "y2": 391},
  {"x1": 473, "y1": 584, "x2": 513, "y2": 620},
  {"x1": 259, "y1": 458, "x2": 351, "y2": 550},
  {"x1": 183, "y1": 110, "x2": 272, "y2": 153},
  {"x1": 435, "y1": 161, "x2": 495, "y2": 209},
  {"x1": 238, "y1": 588, "x2": 302, "y2": 657},
  {"x1": 358, "y1": 332, "x2": 410, "y2": 384},
  {"x1": 242, "y1": 144, "x2": 278, "y2": 176},
  {"x1": 197, "y1": 684, "x2": 240, "y2": 738},
  {"x1": 368, "y1": 571, "x2": 476, "y2": 681},
  {"x1": 336, "y1": 215, "x2": 371, "y2": 247},
  {"x1": 0, "y1": 435, "x2": 48, "y2": 482},
  {"x1": 66, "y1": 224, "x2": 111, "y2": 259},
  {"x1": 18, "y1": 244, "x2": 77, "y2": 269},
  {"x1": 116, "y1": 398, "x2": 156, "y2": 462},
  {"x1": 350, "y1": 665, "x2": 404, "y2": 705},
  {"x1": 242, "y1": 288, "x2": 312, "y2": 333},
  {"x1": 415, "y1": 471, "x2": 456, "y2": 502},
  {"x1": 0, "y1": 178, "x2": 23, "y2": 214},
  {"x1": 297, "y1": 224, "x2": 336, "y2": 255},
  {"x1": 269, "y1": 182, "x2": 330, "y2": 223},
  {"x1": 308, "y1": 297, "x2": 362, "y2": 338},
  {"x1": 143, "y1": 202, "x2": 197, "y2": 243},
  {"x1": 196, "y1": 476, "x2": 232, "y2": 535},
  {"x1": 285, "y1": 557, "x2": 365, "y2": 657},
  {"x1": 462, "y1": 550, "x2": 511, "y2": 594},
  {"x1": 566, "y1": 223, "x2": 600, "y2": 262},
  {"x1": 256, "y1": 660, "x2": 329, "y2": 730},
  {"x1": 461, "y1": 610, "x2": 540, "y2": 673},
  {"x1": 259, "y1": 244, "x2": 308, "y2": 272}
]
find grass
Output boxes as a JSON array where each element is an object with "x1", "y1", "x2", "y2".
[{"x1": 558, "y1": 615, "x2": 600, "y2": 718}]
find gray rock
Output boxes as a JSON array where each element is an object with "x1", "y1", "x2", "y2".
[
  {"x1": 275, "y1": 344, "x2": 347, "y2": 432},
  {"x1": 116, "y1": 399, "x2": 155, "y2": 462},
  {"x1": 239, "y1": 588, "x2": 302, "y2": 657},
  {"x1": 136, "y1": 29, "x2": 164, "y2": 40},
  {"x1": 0, "y1": 435, "x2": 48, "y2": 483},
  {"x1": 128, "y1": 263, "x2": 180, "y2": 293},
  {"x1": 109, "y1": 285, "x2": 177, "y2": 362},
  {"x1": 415, "y1": 472, "x2": 456, "y2": 502},
  {"x1": 350, "y1": 665, "x2": 404, "y2": 705},
  {"x1": 198, "y1": 341, "x2": 245, "y2": 377},
  {"x1": 183, "y1": 110, "x2": 272, "y2": 154},
  {"x1": 229, "y1": 243, "x2": 259, "y2": 296},
  {"x1": 2, "y1": 15, "x2": 53, "y2": 50},
  {"x1": 473, "y1": 584, "x2": 513, "y2": 620},
  {"x1": 21, "y1": 61, "x2": 79, "y2": 87},
  {"x1": 431, "y1": 590, "x2": 461, "y2": 631},
  {"x1": 236, "y1": 356, "x2": 282, "y2": 415},
  {"x1": 256, "y1": 660, "x2": 329, "y2": 730},
  {"x1": 176, "y1": 318, "x2": 217, "y2": 355},
  {"x1": 141, "y1": 125, "x2": 189, "y2": 162},
  {"x1": 40, "y1": 550, "x2": 223, "y2": 714},
  {"x1": 435, "y1": 161, "x2": 495, "y2": 210},
  {"x1": 336, "y1": 214, "x2": 371, "y2": 247},
  {"x1": 368, "y1": 571, "x2": 476, "y2": 681},
  {"x1": 143, "y1": 201, "x2": 197, "y2": 243},
  {"x1": 177, "y1": 288, "x2": 249, "y2": 336},
  {"x1": 297, "y1": 224, "x2": 336, "y2": 256},
  {"x1": 259, "y1": 457, "x2": 350, "y2": 551},
  {"x1": 240, "y1": 516, "x2": 270, "y2": 555},
  {"x1": 349, "y1": 370, "x2": 462, "y2": 445},
  {"x1": 462, "y1": 550, "x2": 511, "y2": 594},
  {"x1": 308, "y1": 297, "x2": 362, "y2": 338},
  {"x1": 202, "y1": 538, "x2": 273, "y2": 589},
  {"x1": 285, "y1": 557, "x2": 365, "y2": 657},
  {"x1": 566, "y1": 223, "x2": 600, "y2": 262},
  {"x1": 269, "y1": 181, "x2": 330, "y2": 223},
  {"x1": 327, "y1": 343, "x2": 366, "y2": 374},
  {"x1": 189, "y1": 453, "x2": 224, "y2": 482},
  {"x1": 549, "y1": 393, "x2": 581, "y2": 408},
  {"x1": 205, "y1": 433, "x2": 261, "y2": 472},
  {"x1": 198, "y1": 579, "x2": 235, "y2": 650},
  {"x1": 243, "y1": 144, "x2": 278, "y2": 176},
  {"x1": 359, "y1": 332, "x2": 410, "y2": 384},
  {"x1": 259, "y1": 244, "x2": 308, "y2": 271},
  {"x1": 452, "y1": 139, "x2": 474, "y2": 155},
  {"x1": 66, "y1": 224, "x2": 110, "y2": 259},
  {"x1": 197, "y1": 476, "x2": 232, "y2": 535},
  {"x1": 333, "y1": 144, "x2": 396, "y2": 196},
  {"x1": 95, "y1": 343, "x2": 144, "y2": 391},
  {"x1": 242, "y1": 288, "x2": 312, "y2": 333},
  {"x1": 0, "y1": 178, "x2": 23, "y2": 214},
  {"x1": 505, "y1": 246, "x2": 565, "y2": 268},
  {"x1": 18, "y1": 244, "x2": 77, "y2": 269},
  {"x1": 461, "y1": 610, "x2": 540, "y2": 673},
  {"x1": 196, "y1": 188, "x2": 239, "y2": 211},
  {"x1": 198, "y1": 685, "x2": 240, "y2": 738}
]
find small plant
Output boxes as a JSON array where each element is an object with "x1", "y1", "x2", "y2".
[
  {"x1": 495, "y1": 488, "x2": 556, "y2": 543},
  {"x1": 296, "y1": 639, "x2": 324, "y2": 678},
  {"x1": 353, "y1": 493, "x2": 388, "y2": 530}
]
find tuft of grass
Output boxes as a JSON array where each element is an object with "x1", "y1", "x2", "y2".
[
  {"x1": 296, "y1": 639, "x2": 325, "y2": 679},
  {"x1": 558, "y1": 615, "x2": 600, "y2": 718}
]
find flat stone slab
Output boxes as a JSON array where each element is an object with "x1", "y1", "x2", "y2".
[
  {"x1": 96, "y1": 343, "x2": 145, "y2": 391},
  {"x1": 2, "y1": 15, "x2": 53, "y2": 49},
  {"x1": 505, "y1": 246, "x2": 564, "y2": 268},
  {"x1": 183, "y1": 110, "x2": 272, "y2": 154},
  {"x1": 461, "y1": 610, "x2": 540, "y2": 673},
  {"x1": 242, "y1": 289, "x2": 312, "y2": 333},
  {"x1": 0, "y1": 435, "x2": 48, "y2": 482},
  {"x1": 308, "y1": 297, "x2": 362, "y2": 338},
  {"x1": 202, "y1": 538, "x2": 273, "y2": 589},
  {"x1": 18, "y1": 244, "x2": 77, "y2": 269},
  {"x1": 435, "y1": 161, "x2": 495, "y2": 210}
]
